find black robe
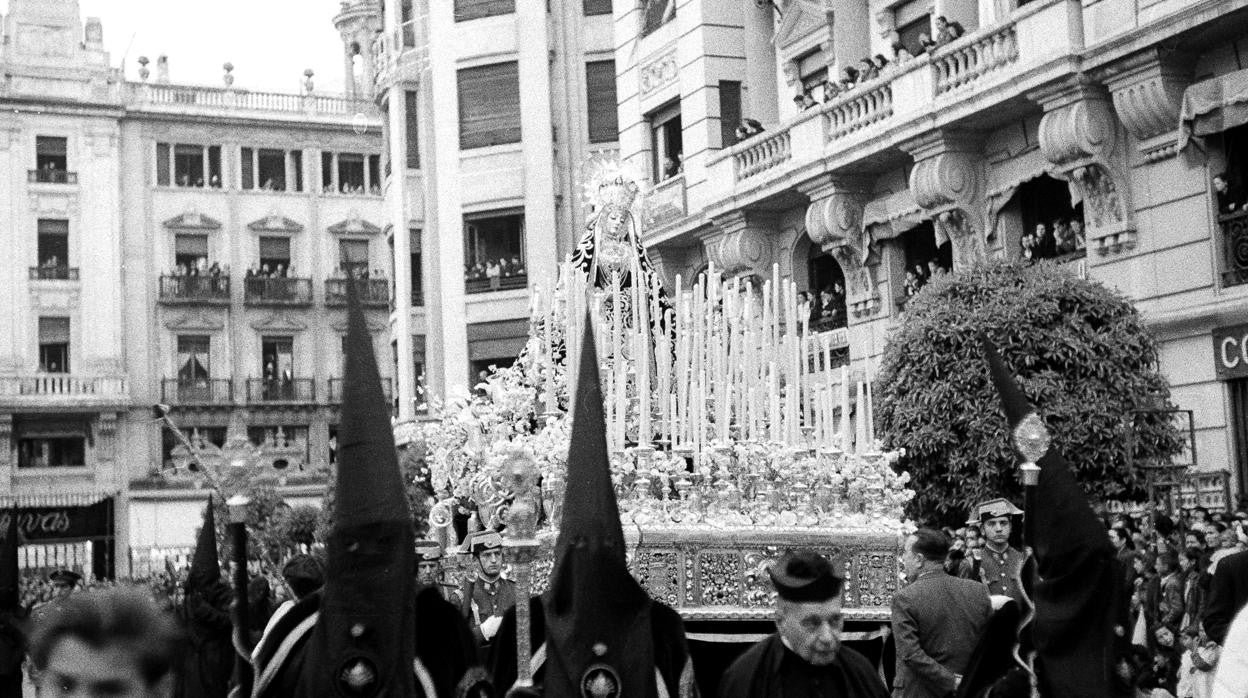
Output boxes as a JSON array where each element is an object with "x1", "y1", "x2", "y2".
[
  {"x1": 488, "y1": 596, "x2": 697, "y2": 697},
  {"x1": 175, "y1": 582, "x2": 233, "y2": 698},
  {"x1": 252, "y1": 585, "x2": 482, "y2": 698},
  {"x1": 717, "y1": 634, "x2": 888, "y2": 698}
]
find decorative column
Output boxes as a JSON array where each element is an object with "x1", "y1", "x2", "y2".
[
  {"x1": 800, "y1": 176, "x2": 880, "y2": 320},
  {"x1": 1037, "y1": 82, "x2": 1135, "y2": 255},
  {"x1": 904, "y1": 132, "x2": 989, "y2": 271},
  {"x1": 1100, "y1": 49, "x2": 1192, "y2": 164},
  {"x1": 702, "y1": 211, "x2": 779, "y2": 280}
]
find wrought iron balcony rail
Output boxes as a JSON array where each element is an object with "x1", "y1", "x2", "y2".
[
  {"x1": 161, "y1": 378, "x2": 234, "y2": 405},
  {"x1": 465, "y1": 274, "x2": 527, "y2": 295},
  {"x1": 28, "y1": 169, "x2": 78, "y2": 184},
  {"x1": 244, "y1": 277, "x2": 313, "y2": 305},
  {"x1": 325, "y1": 278, "x2": 390, "y2": 306},
  {"x1": 245, "y1": 378, "x2": 315, "y2": 403},
  {"x1": 1220, "y1": 209, "x2": 1248, "y2": 287},
  {"x1": 159, "y1": 275, "x2": 231, "y2": 303},
  {"x1": 29, "y1": 265, "x2": 79, "y2": 281}
]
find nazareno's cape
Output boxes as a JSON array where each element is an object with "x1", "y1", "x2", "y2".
[
  {"x1": 251, "y1": 585, "x2": 480, "y2": 698},
  {"x1": 717, "y1": 634, "x2": 888, "y2": 698},
  {"x1": 487, "y1": 595, "x2": 695, "y2": 697}
]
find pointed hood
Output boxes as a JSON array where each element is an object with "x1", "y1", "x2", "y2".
[
  {"x1": 335, "y1": 283, "x2": 409, "y2": 528},
  {"x1": 980, "y1": 336, "x2": 1127, "y2": 697},
  {"x1": 543, "y1": 310, "x2": 656, "y2": 698},
  {"x1": 0, "y1": 509, "x2": 19, "y2": 610},
  {"x1": 306, "y1": 283, "x2": 417, "y2": 697},
  {"x1": 186, "y1": 496, "x2": 220, "y2": 591}
]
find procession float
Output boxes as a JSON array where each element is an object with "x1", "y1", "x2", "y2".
[{"x1": 412, "y1": 159, "x2": 914, "y2": 625}]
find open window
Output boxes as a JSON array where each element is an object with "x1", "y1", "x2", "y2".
[
  {"x1": 37, "y1": 219, "x2": 70, "y2": 278},
  {"x1": 174, "y1": 234, "x2": 209, "y2": 271},
  {"x1": 339, "y1": 238, "x2": 370, "y2": 278},
  {"x1": 897, "y1": 221, "x2": 951, "y2": 305},
  {"x1": 258, "y1": 236, "x2": 292, "y2": 275},
  {"x1": 807, "y1": 251, "x2": 848, "y2": 331},
  {"x1": 16, "y1": 417, "x2": 88, "y2": 468},
  {"x1": 649, "y1": 100, "x2": 683, "y2": 183},
  {"x1": 38, "y1": 316, "x2": 70, "y2": 373}
]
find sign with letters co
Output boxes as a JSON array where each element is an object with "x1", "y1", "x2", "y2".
[{"x1": 1213, "y1": 324, "x2": 1248, "y2": 380}]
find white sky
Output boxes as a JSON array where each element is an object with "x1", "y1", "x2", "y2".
[{"x1": 8, "y1": 0, "x2": 351, "y2": 94}]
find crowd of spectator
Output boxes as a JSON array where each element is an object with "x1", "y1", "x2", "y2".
[
  {"x1": 1214, "y1": 171, "x2": 1247, "y2": 216},
  {"x1": 1021, "y1": 217, "x2": 1086, "y2": 261},
  {"x1": 902, "y1": 258, "x2": 950, "y2": 299},
  {"x1": 171, "y1": 257, "x2": 229, "y2": 279},
  {"x1": 245, "y1": 262, "x2": 296, "y2": 279},
  {"x1": 792, "y1": 17, "x2": 967, "y2": 112},
  {"x1": 321, "y1": 181, "x2": 383, "y2": 196},
  {"x1": 799, "y1": 283, "x2": 848, "y2": 330},
  {"x1": 465, "y1": 256, "x2": 527, "y2": 290}
]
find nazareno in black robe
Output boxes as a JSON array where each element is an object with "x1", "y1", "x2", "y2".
[
  {"x1": 488, "y1": 596, "x2": 696, "y2": 697},
  {"x1": 251, "y1": 585, "x2": 482, "y2": 698}
]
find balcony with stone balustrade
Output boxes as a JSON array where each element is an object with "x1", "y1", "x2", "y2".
[
  {"x1": 701, "y1": 0, "x2": 1080, "y2": 224},
  {"x1": 0, "y1": 375, "x2": 130, "y2": 410}
]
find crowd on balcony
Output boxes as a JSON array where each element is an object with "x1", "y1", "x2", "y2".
[
  {"x1": 465, "y1": 256, "x2": 526, "y2": 290},
  {"x1": 734, "y1": 118, "x2": 766, "y2": 141},
  {"x1": 245, "y1": 263, "x2": 297, "y2": 279},
  {"x1": 329, "y1": 266, "x2": 388, "y2": 281},
  {"x1": 321, "y1": 182, "x2": 383, "y2": 196},
  {"x1": 903, "y1": 259, "x2": 951, "y2": 299},
  {"x1": 661, "y1": 153, "x2": 684, "y2": 180},
  {"x1": 171, "y1": 257, "x2": 228, "y2": 279},
  {"x1": 1021, "y1": 217, "x2": 1086, "y2": 262},
  {"x1": 793, "y1": 16, "x2": 967, "y2": 111},
  {"x1": 799, "y1": 283, "x2": 848, "y2": 331},
  {"x1": 175, "y1": 173, "x2": 223, "y2": 188}
]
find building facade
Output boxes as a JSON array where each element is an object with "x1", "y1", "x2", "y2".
[
  {"x1": 612, "y1": 0, "x2": 1248, "y2": 503},
  {"x1": 0, "y1": 0, "x2": 387, "y2": 576},
  {"x1": 374, "y1": 0, "x2": 620, "y2": 421}
]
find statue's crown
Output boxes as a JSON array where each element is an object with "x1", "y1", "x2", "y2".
[{"x1": 598, "y1": 175, "x2": 639, "y2": 209}]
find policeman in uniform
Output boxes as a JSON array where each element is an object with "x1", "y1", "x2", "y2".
[
  {"x1": 415, "y1": 539, "x2": 461, "y2": 605},
  {"x1": 458, "y1": 530, "x2": 516, "y2": 647},
  {"x1": 961, "y1": 498, "x2": 1027, "y2": 606}
]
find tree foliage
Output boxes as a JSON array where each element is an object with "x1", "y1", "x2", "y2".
[
  {"x1": 317, "y1": 444, "x2": 433, "y2": 541},
  {"x1": 875, "y1": 260, "x2": 1185, "y2": 526}
]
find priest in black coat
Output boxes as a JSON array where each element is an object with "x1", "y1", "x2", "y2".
[
  {"x1": 488, "y1": 312, "x2": 697, "y2": 697},
  {"x1": 718, "y1": 551, "x2": 889, "y2": 698},
  {"x1": 249, "y1": 286, "x2": 483, "y2": 698}
]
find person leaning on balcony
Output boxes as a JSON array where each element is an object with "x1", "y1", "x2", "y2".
[
  {"x1": 934, "y1": 16, "x2": 954, "y2": 45},
  {"x1": 1214, "y1": 172, "x2": 1246, "y2": 215},
  {"x1": 916, "y1": 33, "x2": 937, "y2": 55},
  {"x1": 823, "y1": 80, "x2": 841, "y2": 102},
  {"x1": 858, "y1": 57, "x2": 879, "y2": 83},
  {"x1": 893, "y1": 41, "x2": 913, "y2": 63},
  {"x1": 873, "y1": 54, "x2": 891, "y2": 74},
  {"x1": 841, "y1": 66, "x2": 860, "y2": 90},
  {"x1": 487, "y1": 259, "x2": 502, "y2": 290}
]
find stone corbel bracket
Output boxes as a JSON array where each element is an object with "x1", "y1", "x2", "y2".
[
  {"x1": 703, "y1": 211, "x2": 779, "y2": 279},
  {"x1": 1099, "y1": 49, "x2": 1192, "y2": 165},
  {"x1": 904, "y1": 133, "x2": 988, "y2": 270},
  {"x1": 802, "y1": 177, "x2": 880, "y2": 318},
  {"x1": 1038, "y1": 83, "x2": 1136, "y2": 256}
]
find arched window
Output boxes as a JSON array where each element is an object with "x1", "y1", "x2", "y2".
[
  {"x1": 1004, "y1": 174, "x2": 1086, "y2": 263},
  {"x1": 807, "y1": 249, "x2": 847, "y2": 332}
]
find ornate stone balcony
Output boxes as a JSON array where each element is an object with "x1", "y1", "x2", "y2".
[
  {"x1": 0, "y1": 374, "x2": 129, "y2": 409},
  {"x1": 125, "y1": 81, "x2": 379, "y2": 122},
  {"x1": 704, "y1": 0, "x2": 1080, "y2": 218}
]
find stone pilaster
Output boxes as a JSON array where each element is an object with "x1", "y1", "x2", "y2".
[
  {"x1": 703, "y1": 211, "x2": 779, "y2": 280},
  {"x1": 1099, "y1": 49, "x2": 1192, "y2": 164},
  {"x1": 800, "y1": 176, "x2": 881, "y2": 319},
  {"x1": 903, "y1": 132, "x2": 989, "y2": 270},
  {"x1": 1036, "y1": 81, "x2": 1136, "y2": 255}
]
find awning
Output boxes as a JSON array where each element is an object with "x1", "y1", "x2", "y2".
[
  {"x1": 1180, "y1": 67, "x2": 1248, "y2": 150},
  {"x1": 863, "y1": 188, "x2": 925, "y2": 241},
  {"x1": 0, "y1": 491, "x2": 115, "y2": 508}
]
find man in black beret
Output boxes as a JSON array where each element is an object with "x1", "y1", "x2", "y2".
[{"x1": 719, "y1": 551, "x2": 889, "y2": 698}]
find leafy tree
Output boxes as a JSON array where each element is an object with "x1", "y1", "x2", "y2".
[{"x1": 875, "y1": 260, "x2": 1185, "y2": 526}]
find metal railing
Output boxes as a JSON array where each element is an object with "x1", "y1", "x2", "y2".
[
  {"x1": 244, "y1": 277, "x2": 313, "y2": 305},
  {"x1": 29, "y1": 265, "x2": 79, "y2": 281},
  {"x1": 159, "y1": 275, "x2": 231, "y2": 303},
  {"x1": 245, "y1": 378, "x2": 315, "y2": 403},
  {"x1": 1221, "y1": 210, "x2": 1248, "y2": 287},
  {"x1": 0, "y1": 375, "x2": 127, "y2": 398},
  {"x1": 28, "y1": 169, "x2": 78, "y2": 184},
  {"x1": 465, "y1": 274, "x2": 528, "y2": 294},
  {"x1": 325, "y1": 278, "x2": 390, "y2": 306},
  {"x1": 327, "y1": 377, "x2": 393, "y2": 403},
  {"x1": 161, "y1": 378, "x2": 233, "y2": 404}
]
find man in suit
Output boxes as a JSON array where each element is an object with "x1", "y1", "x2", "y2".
[
  {"x1": 1203, "y1": 541, "x2": 1248, "y2": 645},
  {"x1": 892, "y1": 528, "x2": 992, "y2": 698}
]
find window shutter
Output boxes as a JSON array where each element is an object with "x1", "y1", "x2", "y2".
[
  {"x1": 38, "y1": 317, "x2": 70, "y2": 344},
  {"x1": 718, "y1": 81, "x2": 742, "y2": 148},
  {"x1": 175, "y1": 234, "x2": 209, "y2": 257},
  {"x1": 458, "y1": 62, "x2": 522, "y2": 149},
  {"x1": 583, "y1": 0, "x2": 612, "y2": 16},
  {"x1": 259, "y1": 236, "x2": 290, "y2": 259},
  {"x1": 586, "y1": 61, "x2": 619, "y2": 144},
  {"x1": 454, "y1": 0, "x2": 515, "y2": 22},
  {"x1": 340, "y1": 239, "x2": 370, "y2": 264},
  {"x1": 405, "y1": 91, "x2": 420, "y2": 169},
  {"x1": 36, "y1": 137, "x2": 68, "y2": 155}
]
